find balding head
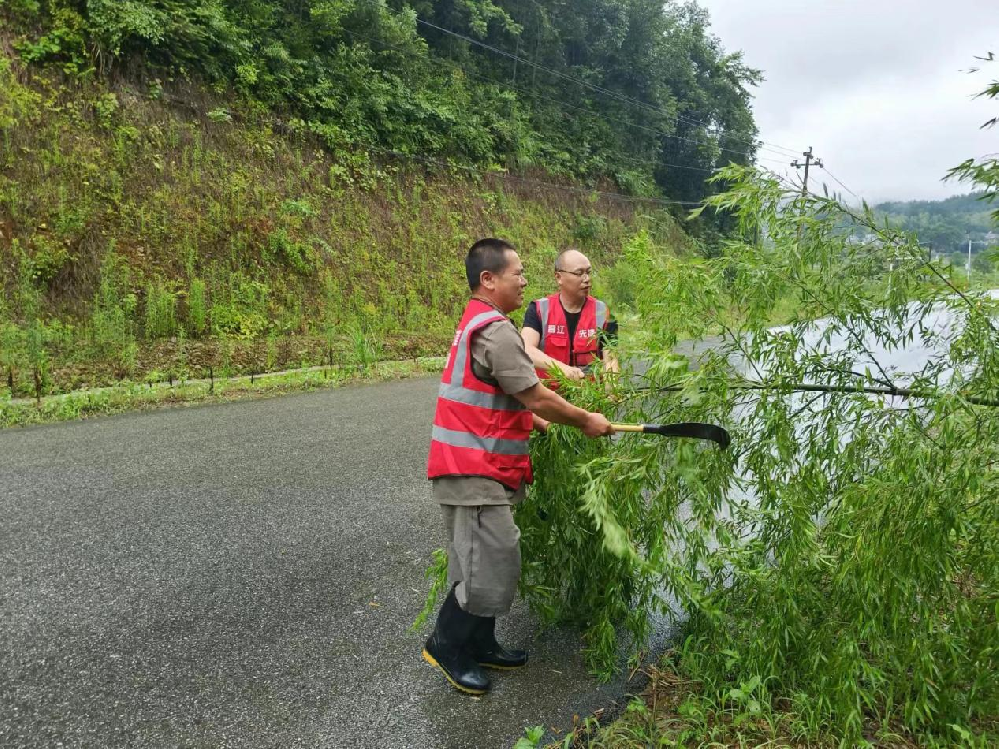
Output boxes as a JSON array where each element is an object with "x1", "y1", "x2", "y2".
[
  {"x1": 555, "y1": 249, "x2": 589, "y2": 273},
  {"x1": 554, "y1": 248, "x2": 592, "y2": 308}
]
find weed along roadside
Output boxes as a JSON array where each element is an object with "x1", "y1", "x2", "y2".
[{"x1": 0, "y1": 356, "x2": 445, "y2": 429}]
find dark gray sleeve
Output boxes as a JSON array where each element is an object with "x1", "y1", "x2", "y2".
[{"x1": 471, "y1": 319, "x2": 540, "y2": 395}]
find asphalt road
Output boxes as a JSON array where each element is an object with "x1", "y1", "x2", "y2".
[{"x1": 1, "y1": 378, "x2": 646, "y2": 748}]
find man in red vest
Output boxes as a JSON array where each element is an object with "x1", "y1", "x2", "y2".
[
  {"x1": 521, "y1": 248, "x2": 619, "y2": 386},
  {"x1": 425, "y1": 238, "x2": 614, "y2": 695}
]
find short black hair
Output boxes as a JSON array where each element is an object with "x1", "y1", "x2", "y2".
[{"x1": 466, "y1": 238, "x2": 515, "y2": 290}]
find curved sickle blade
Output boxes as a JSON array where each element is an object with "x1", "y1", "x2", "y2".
[{"x1": 644, "y1": 422, "x2": 731, "y2": 449}]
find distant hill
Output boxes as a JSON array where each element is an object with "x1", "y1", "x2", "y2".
[{"x1": 873, "y1": 192, "x2": 997, "y2": 253}]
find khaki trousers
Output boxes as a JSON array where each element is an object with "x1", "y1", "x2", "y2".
[{"x1": 440, "y1": 505, "x2": 521, "y2": 617}]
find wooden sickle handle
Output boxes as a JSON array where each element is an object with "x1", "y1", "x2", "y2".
[{"x1": 610, "y1": 423, "x2": 646, "y2": 433}]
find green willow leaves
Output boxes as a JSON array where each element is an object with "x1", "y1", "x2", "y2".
[{"x1": 518, "y1": 169, "x2": 998, "y2": 742}]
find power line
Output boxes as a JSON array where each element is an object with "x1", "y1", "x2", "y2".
[
  {"x1": 352, "y1": 26, "x2": 803, "y2": 201},
  {"x1": 818, "y1": 165, "x2": 862, "y2": 202},
  {"x1": 755, "y1": 141, "x2": 800, "y2": 155},
  {"x1": 496, "y1": 0, "x2": 792, "y2": 157},
  {"x1": 411, "y1": 16, "x2": 794, "y2": 162},
  {"x1": 756, "y1": 155, "x2": 796, "y2": 165},
  {"x1": 342, "y1": 28, "x2": 729, "y2": 175},
  {"x1": 304, "y1": 13, "x2": 808, "y2": 207},
  {"x1": 415, "y1": 17, "x2": 669, "y2": 119},
  {"x1": 343, "y1": 29, "x2": 699, "y2": 173},
  {"x1": 352, "y1": 0, "x2": 804, "y2": 159},
  {"x1": 345, "y1": 26, "x2": 778, "y2": 172},
  {"x1": 695, "y1": 130, "x2": 799, "y2": 158},
  {"x1": 757, "y1": 144, "x2": 804, "y2": 160}
]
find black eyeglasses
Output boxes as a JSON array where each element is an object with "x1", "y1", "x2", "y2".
[{"x1": 556, "y1": 268, "x2": 593, "y2": 278}]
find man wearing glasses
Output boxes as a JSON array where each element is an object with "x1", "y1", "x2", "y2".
[{"x1": 521, "y1": 248, "x2": 619, "y2": 393}]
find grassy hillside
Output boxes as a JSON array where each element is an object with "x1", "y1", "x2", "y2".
[{"x1": 0, "y1": 50, "x2": 690, "y2": 399}]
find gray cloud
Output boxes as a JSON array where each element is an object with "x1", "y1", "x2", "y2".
[{"x1": 699, "y1": 0, "x2": 999, "y2": 202}]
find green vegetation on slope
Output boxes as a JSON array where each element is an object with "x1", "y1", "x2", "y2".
[
  {"x1": 0, "y1": 51, "x2": 690, "y2": 401},
  {"x1": 2, "y1": 0, "x2": 752, "y2": 403},
  {"x1": 2, "y1": 0, "x2": 759, "y2": 201}
]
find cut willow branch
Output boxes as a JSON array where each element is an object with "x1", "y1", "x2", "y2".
[{"x1": 637, "y1": 382, "x2": 999, "y2": 408}]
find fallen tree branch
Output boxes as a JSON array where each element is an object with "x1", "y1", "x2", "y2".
[{"x1": 634, "y1": 381, "x2": 999, "y2": 408}]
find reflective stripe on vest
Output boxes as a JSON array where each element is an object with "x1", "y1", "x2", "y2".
[
  {"x1": 595, "y1": 299, "x2": 608, "y2": 331},
  {"x1": 537, "y1": 296, "x2": 551, "y2": 350},
  {"x1": 431, "y1": 425, "x2": 530, "y2": 456}
]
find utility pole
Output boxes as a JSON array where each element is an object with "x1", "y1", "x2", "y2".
[
  {"x1": 790, "y1": 147, "x2": 823, "y2": 195},
  {"x1": 966, "y1": 236, "x2": 988, "y2": 284},
  {"x1": 968, "y1": 235, "x2": 973, "y2": 284},
  {"x1": 790, "y1": 147, "x2": 822, "y2": 247}
]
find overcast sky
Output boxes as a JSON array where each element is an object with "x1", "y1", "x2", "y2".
[{"x1": 697, "y1": 0, "x2": 999, "y2": 203}]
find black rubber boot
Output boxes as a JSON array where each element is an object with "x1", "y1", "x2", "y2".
[
  {"x1": 422, "y1": 587, "x2": 491, "y2": 695},
  {"x1": 469, "y1": 616, "x2": 528, "y2": 670}
]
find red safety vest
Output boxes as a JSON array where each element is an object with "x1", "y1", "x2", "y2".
[
  {"x1": 534, "y1": 294, "x2": 609, "y2": 383},
  {"x1": 427, "y1": 299, "x2": 534, "y2": 491}
]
